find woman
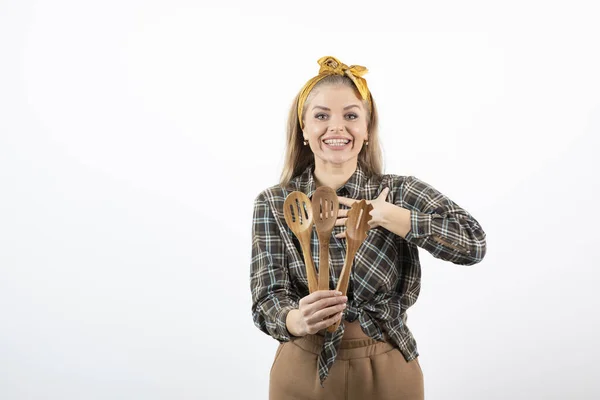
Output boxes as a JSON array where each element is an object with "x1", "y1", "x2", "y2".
[{"x1": 250, "y1": 56, "x2": 487, "y2": 399}]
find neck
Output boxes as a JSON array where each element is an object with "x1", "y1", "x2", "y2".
[{"x1": 313, "y1": 159, "x2": 358, "y2": 192}]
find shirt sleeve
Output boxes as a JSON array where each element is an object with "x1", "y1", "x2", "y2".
[
  {"x1": 250, "y1": 193, "x2": 300, "y2": 342},
  {"x1": 396, "y1": 176, "x2": 487, "y2": 266}
]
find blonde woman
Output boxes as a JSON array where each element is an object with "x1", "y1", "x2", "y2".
[{"x1": 250, "y1": 56, "x2": 487, "y2": 400}]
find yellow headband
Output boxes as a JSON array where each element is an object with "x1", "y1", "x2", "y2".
[{"x1": 297, "y1": 56, "x2": 372, "y2": 130}]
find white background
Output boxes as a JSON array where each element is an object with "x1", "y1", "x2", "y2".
[{"x1": 1, "y1": 1, "x2": 599, "y2": 399}]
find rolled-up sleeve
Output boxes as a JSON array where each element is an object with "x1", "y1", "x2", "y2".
[
  {"x1": 398, "y1": 176, "x2": 487, "y2": 266},
  {"x1": 250, "y1": 193, "x2": 300, "y2": 341}
]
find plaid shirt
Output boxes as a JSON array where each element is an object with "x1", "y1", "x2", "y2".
[{"x1": 250, "y1": 162, "x2": 486, "y2": 385}]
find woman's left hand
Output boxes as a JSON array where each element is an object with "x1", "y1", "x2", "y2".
[{"x1": 335, "y1": 187, "x2": 392, "y2": 239}]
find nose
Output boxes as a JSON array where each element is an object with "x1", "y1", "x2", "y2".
[{"x1": 327, "y1": 116, "x2": 347, "y2": 133}]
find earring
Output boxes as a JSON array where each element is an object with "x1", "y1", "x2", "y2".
[
  {"x1": 365, "y1": 140, "x2": 369, "y2": 146},
  {"x1": 303, "y1": 139, "x2": 308, "y2": 146}
]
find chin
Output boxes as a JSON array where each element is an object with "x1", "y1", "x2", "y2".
[{"x1": 318, "y1": 154, "x2": 359, "y2": 166}]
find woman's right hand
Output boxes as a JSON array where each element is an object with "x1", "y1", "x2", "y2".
[{"x1": 286, "y1": 290, "x2": 348, "y2": 337}]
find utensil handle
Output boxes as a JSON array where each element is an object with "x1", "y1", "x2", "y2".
[
  {"x1": 327, "y1": 244, "x2": 358, "y2": 333},
  {"x1": 300, "y1": 236, "x2": 318, "y2": 294},
  {"x1": 318, "y1": 241, "x2": 330, "y2": 291}
]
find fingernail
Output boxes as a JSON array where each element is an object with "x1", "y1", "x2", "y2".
[{"x1": 335, "y1": 291, "x2": 342, "y2": 295}]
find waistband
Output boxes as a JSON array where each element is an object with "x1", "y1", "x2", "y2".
[{"x1": 290, "y1": 334, "x2": 396, "y2": 360}]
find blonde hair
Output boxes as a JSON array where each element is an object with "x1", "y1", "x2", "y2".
[{"x1": 279, "y1": 74, "x2": 383, "y2": 187}]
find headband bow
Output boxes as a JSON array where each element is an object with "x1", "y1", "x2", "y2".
[{"x1": 297, "y1": 56, "x2": 372, "y2": 130}]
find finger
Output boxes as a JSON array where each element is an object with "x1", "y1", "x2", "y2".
[
  {"x1": 312, "y1": 295, "x2": 348, "y2": 311},
  {"x1": 335, "y1": 217, "x2": 347, "y2": 227},
  {"x1": 335, "y1": 230, "x2": 347, "y2": 239},
  {"x1": 378, "y1": 187, "x2": 390, "y2": 200},
  {"x1": 337, "y1": 209, "x2": 348, "y2": 218},
  {"x1": 337, "y1": 196, "x2": 357, "y2": 207},
  {"x1": 310, "y1": 302, "x2": 347, "y2": 323},
  {"x1": 313, "y1": 311, "x2": 344, "y2": 332},
  {"x1": 302, "y1": 292, "x2": 346, "y2": 320},
  {"x1": 308, "y1": 297, "x2": 347, "y2": 323},
  {"x1": 302, "y1": 290, "x2": 343, "y2": 306}
]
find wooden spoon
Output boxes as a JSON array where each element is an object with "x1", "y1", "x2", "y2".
[
  {"x1": 311, "y1": 186, "x2": 339, "y2": 291},
  {"x1": 328, "y1": 199, "x2": 373, "y2": 333},
  {"x1": 283, "y1": 191, "x2": 318, "y2": 293}
]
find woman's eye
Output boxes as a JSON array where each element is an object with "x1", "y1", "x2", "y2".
[{"x1": 314, "y1": 113, "x2": 358, "y2": 120}]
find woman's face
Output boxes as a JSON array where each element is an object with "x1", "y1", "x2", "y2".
[{"x1": 302, "y1": 84, "x2": 369, "y2": 168}]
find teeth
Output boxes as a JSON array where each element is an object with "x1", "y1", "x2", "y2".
[{"x1": 324, "y1": 139, "x2": 350, "y2": 146}]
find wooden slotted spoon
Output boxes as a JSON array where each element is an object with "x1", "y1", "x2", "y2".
[
  {"x1": 283, "y1": 191, "x2": 318, "y2": 293},
  {"x1": 328, "y1": 199, "x2": 373, "y2": 332},
  {"x1": 311, "y1": 186, "x2": 339, "y2": 291}
]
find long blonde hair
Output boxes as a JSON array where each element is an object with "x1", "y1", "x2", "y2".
[{"x1": 279, "y1": 74, "x2": 383, "y2": 187}]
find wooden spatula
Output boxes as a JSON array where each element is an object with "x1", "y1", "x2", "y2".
[
  {"x1": 311, "y1": 186, "x2": 339, "y2": 291},
  {"x1": 328, "y1": 199, "x2": 373, "y2": 332},
  {"x1": 283, "y1": 191, "x2": 318, "y2": 293}
]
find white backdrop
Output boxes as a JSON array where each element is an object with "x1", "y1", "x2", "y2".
[{"x1": 1, "y1": 1, "x2": 599, "y2": 399}]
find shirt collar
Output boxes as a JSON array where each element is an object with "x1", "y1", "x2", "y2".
[{"x1": 291, "y1": 162, "x2": 366, "y2": 200}]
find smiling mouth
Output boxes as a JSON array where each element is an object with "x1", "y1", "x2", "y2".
[{"x1": 322, "y1": 138, "x2": 351, "y2": 147}]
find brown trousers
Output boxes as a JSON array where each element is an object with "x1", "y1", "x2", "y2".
[{"x1": 269, "y1": 334, "x2": 424, "y2": 400}]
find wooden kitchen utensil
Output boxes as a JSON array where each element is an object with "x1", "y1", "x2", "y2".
[
  {"x1": 283, "y1": 191, "x2": 318, "y2": 293},
  {"x1": 312, "y1": 186, "x2": 339, "y2": 291},
  {"x1": 328, "y1": 199, "x2": 373, "y2": 333}
]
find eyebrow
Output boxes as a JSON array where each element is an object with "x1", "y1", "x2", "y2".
[{"x1": 311, "y1": 105, "x2": 360, "y2": 111}]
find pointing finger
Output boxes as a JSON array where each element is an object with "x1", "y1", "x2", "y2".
[
  {"x1": 337, "y1": 196, "x2": 357, "y2": 207},
  {"x1": 378, "y1": 187, "x2": 390, "y2": 199},
  {"x1": 335, "y1": 230, "x2": 347, "y2": 239},
  {"x1": 335, "y1": 217, "x2": 348, "y2": 226}
]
